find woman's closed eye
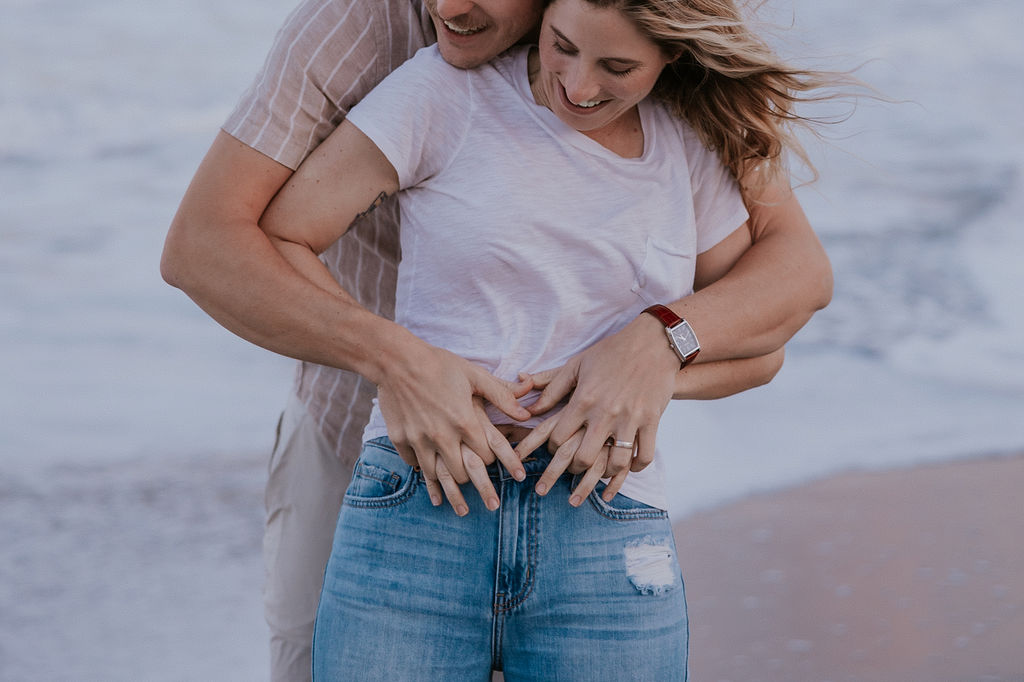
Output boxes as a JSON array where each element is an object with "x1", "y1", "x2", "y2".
[
  {"x1": 553, "y1": 40, "x2": 636, "y2": 77},
  {"x1": 552, "y1": 39, "x2": 576, "y2": 56},
  {"x1": 603, "y1": 62, "x2": 636, "y2": 77}
]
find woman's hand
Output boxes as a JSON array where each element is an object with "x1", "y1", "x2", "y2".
[
  {"x1": 514, "y1": 312, "x2": 679, "y2": 501},
  {"x1": 515, "y1": 415, "x2": 633, "y2": 505},
  {"x1": 377, "y1": 343, "x2": 533, "y2": 515}
]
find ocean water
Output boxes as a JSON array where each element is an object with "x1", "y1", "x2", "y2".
[{"x1": 2, "y1": 0, "x2": 1022, "y2": 678}]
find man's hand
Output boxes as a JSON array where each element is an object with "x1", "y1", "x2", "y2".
[
  {"x1": 514, "y1": 312, "x2": 678, "y2": 502},
  {"x1": 378, "y1": 345, "x2": 532, "y2": 515}
]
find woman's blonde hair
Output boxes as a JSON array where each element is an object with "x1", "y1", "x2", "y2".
[{"x1": 572, "y1": 0, "x2": 850, "y2": 191}]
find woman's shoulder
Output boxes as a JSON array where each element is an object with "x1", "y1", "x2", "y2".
[
  {"x1": 645, "y1": 99, "x2": 697, "y2": 141},
  {"x1": 646, "y1": 100, "x2": 721, "y2": 165}
]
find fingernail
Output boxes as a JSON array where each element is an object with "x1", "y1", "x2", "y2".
[
  {"x1": 430, "y1": 495, "x2": 441, "y2": 506},
  {"x1": 486, "y1": 498, "x2": 499, "y2": 511},
  {"x1": 513, "y1": 469, "x2": 526, "y2": 482},
  {"x1": 569, "y1": 495, "x2": 581, "y2": 506},
  {"x1": 536, "y1": 483, "x2": 547, "y2": 495},
  {"x1": 457, "y1": 505, "x2": 469, "y2": 516}
]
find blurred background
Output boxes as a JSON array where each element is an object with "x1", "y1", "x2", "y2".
[{"x1": 2, "y1": 0, "x2": 1022, "y2": 679}]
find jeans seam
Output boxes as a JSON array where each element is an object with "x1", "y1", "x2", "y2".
[
  {"x1": 491, "y1": 477, "x2": 505, "y2": 670},
  {"x1": 494, "y1": 488, "x2": 538, "y2": 614},
  {"x1": 491, "y1": 610, "x2": 505, "y2": 672}
]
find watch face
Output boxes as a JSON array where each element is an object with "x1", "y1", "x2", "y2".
[{"x1": 669, "y1": 321, "x2": 700, "y2": 355}]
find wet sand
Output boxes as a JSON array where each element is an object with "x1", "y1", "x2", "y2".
[{"x1": 673, "y1": 453, "x2": 1024, "y2": 682}]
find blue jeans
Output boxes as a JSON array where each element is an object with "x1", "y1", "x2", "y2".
[{"x1": 312, "y1": 437, "x2": 688, "y2": 681}]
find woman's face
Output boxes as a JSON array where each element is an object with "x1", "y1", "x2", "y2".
[{"x1": 536, "y1": 0, "x2": 673, "y2": 135}]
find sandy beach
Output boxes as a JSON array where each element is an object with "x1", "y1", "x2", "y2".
[
  {"x1": 673, "y1": 453, "x2": 1024, "y2": 682},
  {"x1": 3, "y1": 450, "x2": 1023, "y2": 680}
]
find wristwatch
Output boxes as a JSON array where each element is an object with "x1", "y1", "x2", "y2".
[{"x1": 641, "y1": 304, "x2": 701, "y2": 368}]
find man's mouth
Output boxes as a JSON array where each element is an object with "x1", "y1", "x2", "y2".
[{"x1": 443, "y1": 19, "x2": 486, "y2": 36}]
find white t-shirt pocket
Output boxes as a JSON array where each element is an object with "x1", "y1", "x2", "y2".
[{"x1": 631, "y1": 235, "x2": 696, "y2": 306}]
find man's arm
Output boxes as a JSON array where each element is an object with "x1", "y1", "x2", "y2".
[
  {"x1": 162, "y1": 133, "x2": 335, "y2": 361},
  {"x1": 163, "y1": 132, "x2": 417, "y2": 376},
  {"x1": 672, "y1": 347, "x2": 785, "y2": 399},
  {"x1": 677, "y1": 182, "x2": 832, "y2": 362}
]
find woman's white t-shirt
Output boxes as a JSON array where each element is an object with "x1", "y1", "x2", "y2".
[{"x1": 348, "y1": 45, "x2": 748, "y2": 510}]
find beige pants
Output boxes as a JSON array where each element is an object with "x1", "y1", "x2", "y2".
[{"x1": 264, "y1": 394, "x2": 352, "y2": 682}]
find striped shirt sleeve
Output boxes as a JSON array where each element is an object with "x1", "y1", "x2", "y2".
[{"x1": 223, "y1": 0, "x2": 430, "y2": 170}]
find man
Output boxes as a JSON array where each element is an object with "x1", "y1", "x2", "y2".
[{"x1": 161, "y1": 0, "x2": 831, "y2": 679}]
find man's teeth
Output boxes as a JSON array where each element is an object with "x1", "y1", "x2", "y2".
[
  {"x1": 444, "y1": 19, "x2": 484, "y2": 35},
  {"x1": 571, "y1": 98, "x2": 603, "y2": 108}
]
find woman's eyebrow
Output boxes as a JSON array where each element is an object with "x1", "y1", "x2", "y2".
[{"x1": 551, "y1": 27, "x2": 577, "y2": 48}]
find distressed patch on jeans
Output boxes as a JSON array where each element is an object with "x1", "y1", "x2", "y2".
[{"x1": 624, "y1": 536, "x2": 679, "y2": 595}]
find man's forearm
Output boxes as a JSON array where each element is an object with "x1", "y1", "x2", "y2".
[
  {"x1": 673, "y1": 348, "x2": 784, "y2": 400},
  {"x1": 160, "y1": 133, "x2": 396, "y2": 377},
  {"x1": 678, "y1": 187, "x2": 831, "y2": 363},
  {"x1": 164, "y1": 214, "x2": 338, "y2": 363}
]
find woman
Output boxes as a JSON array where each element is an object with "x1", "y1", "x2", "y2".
[{"x1": 261, "y1": 0, "x2": 836, "y2": 678}]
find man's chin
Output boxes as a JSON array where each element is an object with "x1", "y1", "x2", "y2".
[{"x1": 436, "y1": 39, "x2": 496, "y2": 70}]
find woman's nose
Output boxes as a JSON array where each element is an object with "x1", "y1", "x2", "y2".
[{"x1": 563, "y1": 65, "x2": 601, "y2": 105}]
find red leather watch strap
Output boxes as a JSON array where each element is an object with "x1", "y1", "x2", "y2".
[{"x1": 642, "y1": 304, "x2": 681, "y2": 328}]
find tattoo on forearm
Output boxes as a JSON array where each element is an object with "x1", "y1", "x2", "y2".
[{"x1": 354, "y1": 191, "x2": 389, "y2": 222}]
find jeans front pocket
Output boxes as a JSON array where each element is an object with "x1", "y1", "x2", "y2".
[
  {"x1": 585, "y1": 480, "x2": 669, "y2": 521},
  {"x1": 344, "y1": 437, "x2": 419, "y2": 508}
]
